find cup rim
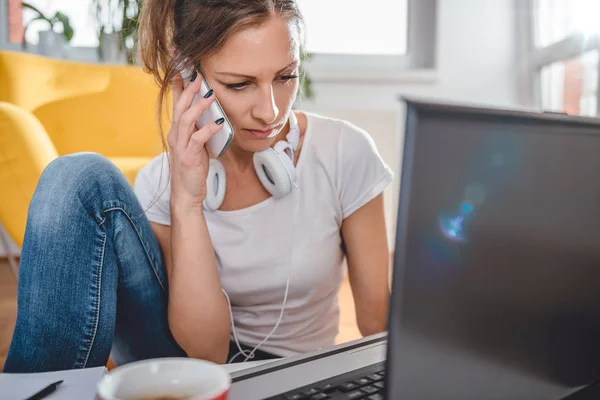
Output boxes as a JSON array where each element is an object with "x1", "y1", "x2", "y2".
[{"x1": 96, "y1": 357, "x2": 231, "y2": 400}]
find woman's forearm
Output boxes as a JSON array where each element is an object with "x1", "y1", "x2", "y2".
[{"x1": 167, "y1": 199, "x2": 231, "y2": 364}]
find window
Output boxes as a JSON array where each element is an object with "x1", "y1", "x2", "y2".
[
  {"x1": 2, "y1": 0, "x2": 436, "y2": 81},
  {"x1": 540, "y1": 51, "x2": 598, "y2": 116},
  {"x1": 0, "y1": 0, "x2": 100, "y2": 52},
  {"x1": 21, "y1": 0, "x2": 99, "y2": 47},
  {"x1": 17, "y1": 0, "x2": 415, "y2": 55},
  {"x1": 299, "y1": 0, "x2": 437, "y2": 82},
  {"x1": 520, "y1": 0, "x2": 600, "y2": 116},
  {"x1": 7, "y1": 0, "x2": 138, "y2": 62},
  {"x1": 297, "y1": 0, "x2": 408, "y2": 56},
  {"x1": 533, "y1": 0, "x2": 600, "y2": 48}
]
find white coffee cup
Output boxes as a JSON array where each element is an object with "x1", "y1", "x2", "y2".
[{"x1": 96, "y1": 358, "x2": 231, "y2": 400}]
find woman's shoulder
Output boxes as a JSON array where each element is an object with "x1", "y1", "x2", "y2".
[
  {"x1": 300, "y1": 110, "x2": 375, "y2": 150},
  {"x1": 133, "y1": 153, "x2": 172, "y2": 225},
  {"x1": 300, "y1": 110, "x2": 381, "y2": 158},
  {"x1": 302, "y1": 110, "x2": 362, "y2": 133},
  {"x1": 300, "y1": 111, "x2": 394, "y2": 219},
  {"x1": 133, "y1": 153, "x2": 170, "y2": 201},
  {"x1": 135, "y1": 153, "x2": 170, "y2": 187}
]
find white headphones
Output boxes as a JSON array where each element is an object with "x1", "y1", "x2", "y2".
[{"x1": 203, "y1": 112, "x2": 301, "y2": 211}]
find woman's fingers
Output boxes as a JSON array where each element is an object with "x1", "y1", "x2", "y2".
[
  {"x1": 177, "y1": 90, "x2": 217, "y2": 149},
  {"x1": 173, "y1": 70, "x2": 203, "y2": 125},
  {"x1": 185, "y1": 119, "x2": 226, "y2": 157}
]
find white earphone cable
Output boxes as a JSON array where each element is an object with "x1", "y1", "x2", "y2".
[
  {"x1": 224, "y1": 114, "x2": 302, "y2": 364},
  {"x1": 222, "y1": 288, "x2": 249, "y2": 363},
  {"x1": 225, "y1": 183, "x2": 300, "y2": 363}
]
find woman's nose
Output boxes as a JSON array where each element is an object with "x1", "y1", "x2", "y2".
[{"x1": 252, "y1": 85, "x2": 279, "y2": 124}]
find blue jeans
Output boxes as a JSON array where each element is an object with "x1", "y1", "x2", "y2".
[{"x1": 4, "y1": 153, "x2": 277, "y2": 373}]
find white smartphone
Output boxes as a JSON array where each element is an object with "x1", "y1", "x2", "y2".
[{"x1": 179, "y1": 67, "x2": 234, "y2": 158}]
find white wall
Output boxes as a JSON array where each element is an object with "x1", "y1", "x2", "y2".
[
  {"x1": 0, "y1": 0, "x2": 518, "y2": 256},
  {"x1": 298, "y1": 0, "x2": 519, "y2": 249}
]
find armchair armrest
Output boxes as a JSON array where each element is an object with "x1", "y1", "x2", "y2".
[{"x1": 0, "y1": 102, "x2": 58, "y2": 247}]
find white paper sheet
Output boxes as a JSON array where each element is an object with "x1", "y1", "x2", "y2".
[{"x1": 0, "y1": 366, "x2": 106, "y2": 400}]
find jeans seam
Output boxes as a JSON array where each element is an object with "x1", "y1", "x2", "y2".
[
  {"x1": 77, "y1": 230, "x2": 105, "y2": 369},
  {"x1": 100, "y1": 206, "x2": 167, "y2": 292},
  {"x1": 74, "y1": 206, "x2": 165, "y2": 367}
]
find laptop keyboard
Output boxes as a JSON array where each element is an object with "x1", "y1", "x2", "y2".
[{"x1": 266, "y1": 362, "x2": 386, "y2": 400}]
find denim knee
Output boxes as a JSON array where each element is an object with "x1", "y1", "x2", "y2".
[
  {"x1": 30, "y1": 152, "x2": 128, "y2": 221},
  {"x1": 43, "y1": 152, "x2": 122, "y2": 187},
  {"x1": 42, "y1": 151, "x2": 128, "y2": 194}
]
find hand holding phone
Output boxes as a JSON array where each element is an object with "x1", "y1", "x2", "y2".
[
  {"x1": 179, "y1": 67, "x2": 234, "y2": 158},
  {"x1": 167, "y1": 68, "x2": 228, "y2": 206}
]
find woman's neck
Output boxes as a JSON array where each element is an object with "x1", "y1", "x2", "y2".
[
  {"x1": 219, "y1": 141, "x2": 255, "y2": 173},
  {"x1": 219, "y1": 116, "x2": 293, "y2": 174}
]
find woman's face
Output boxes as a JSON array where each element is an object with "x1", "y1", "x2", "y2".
[{"x1": 202, "y1": 15, "x2": 301, "y2": 154}]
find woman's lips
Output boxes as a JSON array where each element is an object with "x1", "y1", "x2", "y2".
[{"x1": 244, "y1": 125, "x2": 283, "y2": 138}]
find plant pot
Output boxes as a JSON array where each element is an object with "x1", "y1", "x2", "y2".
[
  {"x1": 99, "y1": 32, "x2": 127, "y2": 64},
  {"x1": 38, "y1": 30, "x2": 67, "y2": 58}
]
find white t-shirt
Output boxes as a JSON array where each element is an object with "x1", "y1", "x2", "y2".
[{"x1": 134, "y1": 111, "x2": 394, "y2": 357}]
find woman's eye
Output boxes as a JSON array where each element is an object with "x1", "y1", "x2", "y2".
[
  {"x1": 279, "y1": 74, "x2": 299, "y2": 82},
  {"x1": 225, "y1": 82, "x2": 249, "y2": 90},
  {"x1": 225, "y1": 74, "x2": 298, "y2": 90}
]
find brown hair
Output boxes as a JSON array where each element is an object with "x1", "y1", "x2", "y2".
[{"x1": 138, "y1": 0, "x2": 305, "y2": 145}]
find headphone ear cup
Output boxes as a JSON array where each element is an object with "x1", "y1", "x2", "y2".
[
  {"x1": 253, "y1": 147, "x2": 296, "y2": 198},
  {"x1": 203, "y1": 159, "x2": 226, "y2": 211}
]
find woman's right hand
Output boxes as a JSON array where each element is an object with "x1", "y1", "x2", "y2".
[{"x1": 168, "y1": 70, "x2": 224, "y2": 209}]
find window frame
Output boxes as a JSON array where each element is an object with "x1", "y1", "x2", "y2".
[
  {"x1": 518, "y1": 0, "x2": 600, "y2": 115},
  {"x1": 298, "y1": 0, "x2": 438, "y2": 83}
]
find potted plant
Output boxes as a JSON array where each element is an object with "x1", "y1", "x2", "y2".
[
  {"x1": 299, "y1": 48, "x2": 314, "y2": 101},
  {"x1": 93, "y1": 0, "x2": 141, "y2": 64},
  {"x1": 21, "y1": 2, "x2": 74, "y2": 58}
]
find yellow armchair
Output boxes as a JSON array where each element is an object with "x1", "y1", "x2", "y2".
[{"x1": 0, "y1": 50, "x2": 168, "y2": 248}]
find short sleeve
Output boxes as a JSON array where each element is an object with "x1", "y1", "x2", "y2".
[
  {"x1": 133, "y1": 153, "x2": 172, "y2": 225},
  {"x1": 337, "y1": 122, "x2": 394, "y2": 219}
]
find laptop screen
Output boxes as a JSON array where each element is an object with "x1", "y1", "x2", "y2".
[{"x1": 387, "y1": 100, "x2": 600, "y2": 399}]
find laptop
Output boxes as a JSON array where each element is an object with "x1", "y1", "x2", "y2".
[{"x1": 228, "y1": 98, "x2": 600, "y2": 400}]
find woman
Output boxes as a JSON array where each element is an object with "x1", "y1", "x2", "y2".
[{"x1": 5, "y1": 0, "x2": 393, "y2": 372}]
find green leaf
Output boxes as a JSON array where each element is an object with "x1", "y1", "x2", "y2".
[
  {"x1": 22, "y1": 2, "x2": 47, "y2": 19},
  {"x1": 298, "y1": 50, "x2": 315, "y2": 100},
  {"x1": 54, "y1": 12, "x2": 74, "y2": 41},
  {"x1": 122, "y1": 16, "x2": 136, "y2": 35}
]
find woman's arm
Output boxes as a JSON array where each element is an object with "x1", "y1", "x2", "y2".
[
  {"x1": 148, "y1": 69, "x2": 231, "y2": 364},
  {"x1": 151, "y1": 205, "x2": 231, "y2": 364},
  {"x1": 341, "y1": 193, "x2": 391, "y2": 337}
]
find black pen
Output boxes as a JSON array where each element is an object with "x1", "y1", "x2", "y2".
[{"x1": 24, "y1": 380, "x2": 63, "y2": 400}]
